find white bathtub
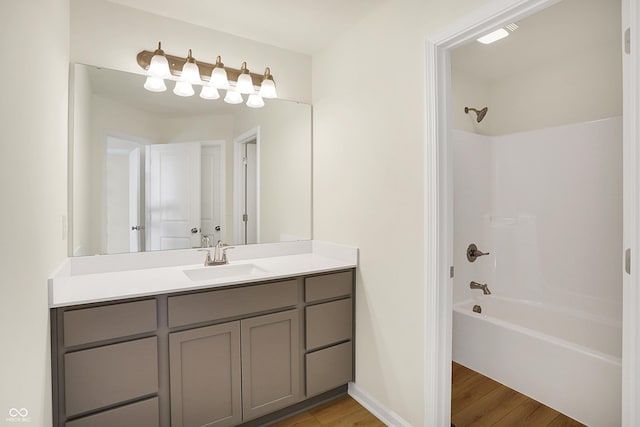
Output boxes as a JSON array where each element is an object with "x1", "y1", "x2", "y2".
[{"x1": 453, "y1": 296, "x2": 621, "y2": 426}]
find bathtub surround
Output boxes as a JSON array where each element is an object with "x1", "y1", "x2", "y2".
[
  {"x1": 453, "y1": 117, "x2": 623, "y2": 317},
  {"x1": 452, "y1": 118, "x2": 623, "y2": 424}
]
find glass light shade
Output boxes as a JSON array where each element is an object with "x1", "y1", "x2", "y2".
[
  {"x1": 224, "y1": 89, "x2": 243, "y2": 104},
  {"x1": 259, "y1": 78, "x2": 277, "y2": 99},
  {"x1": 210, "y1": 67, "x2": 229, "y2": 88},
  {"x1": 148, "y1": 54, "x2": 171, "y2": 78},
  {"x1": 173, "y1": 81, "x2": 195, "y2": 97},
  {"x1": 246, "y1": 94, "x2": 265, "y2": 108},
  {"x1": 200, "y1": 85, "x2": 220, "y2": 100},
  {"x1": 180, "y1": 61, "x2": 202, "y2": 85},
  {"x1": 236, "y1": 73, "x2": 254, "y2": 94},
  {"x1": 143, "y1": 76, "x2": 167, "y2": 92}
]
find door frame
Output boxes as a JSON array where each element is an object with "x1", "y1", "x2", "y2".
[
  {"x1": 199, "y1": 140, "x2": 227, "y2": 244},
  {"x1": 104, "y1": 133, "x2": 149, "y2": 254},
  {"x1": 233, "y1": 127, "x2": 261, "y2": 245},
  {"x1": 423, "y1": 0, "x2": 638, "y2": 425}
]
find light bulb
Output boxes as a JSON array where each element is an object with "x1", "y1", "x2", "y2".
[
  {"x1": 210, "y1": 56, "x2": 229, "y2": 89},
  {"x1": 246, "y1": 94, "x2": 264, "y2": 108},
  {"x1": 179, "y1": 49, "x2": 202, "y2": 85},
  {"x1": 147, "y1": 42, "x2": 171, "y2": 78},
  {"x1": 235, "y1": 62, "x2": 254, "y2": 94},
  {"x1": 259, "y1": 78, "x2": 277, "y2": 99},
  {"x1": 144, "y1": 76, "x2": 167, "y2": 92},
  {"x1": 200, "y1": 85, "x2": 220, "y2": 100},
  {"x1": 259, "y1": 67, "x2": 277, "y2": 98},
  {"x1": 174, "y1": 81, "x2": 195, "y2": 97},
  {"x1": 224, "y1": 89, "x2": 243, "y2": 104}
]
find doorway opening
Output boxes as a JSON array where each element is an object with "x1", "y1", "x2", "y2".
[
  {"x1": 233, "y1": 128, "x2": 260, "y2": 245},
  {"x1": 424, "y1": 0, "x2": 636, "y2": 425},
  {"x1": 105, "y1": 135, "x2": 147, "y2": 254}
]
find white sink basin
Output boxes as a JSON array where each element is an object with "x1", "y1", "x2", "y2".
[{"x1": 182, "y1": 263, "x2": 267, "y2": 281}]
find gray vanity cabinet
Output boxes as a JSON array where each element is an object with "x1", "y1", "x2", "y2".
[
  {"x1": 169, "y1": 322, "x2": 242, "y2": 427},
  {"x1": 241, "y1": 309, "x2": 300, "y2": 420},
  {"x1": 304, "y1": 271, "x2": 354, "y2": 396},
  {"x1": 51, "y1": 269, "x2": 354, "y2": 427}
]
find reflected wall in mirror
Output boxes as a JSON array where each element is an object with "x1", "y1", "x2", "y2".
[{"x1": 70, "y1": 64, "x2": 312, "y2": 256}]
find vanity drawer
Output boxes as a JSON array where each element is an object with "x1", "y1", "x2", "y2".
[
  {"x1": 306, "y1": 341, "x2": 353, "y2": 396},
  {"x1": 168, "y1": 280, "x2": 298, "y2": 328},
  {"x1": 305, "y1": 298, "x2": 352, "y2": 351},
  {"x1": 63, "y1": 299, "x2": 157, "y2": 347},
  {"x1": 65, "y1": 397, "x2": 159, "y2": 427},
  {"x1": 64, "y1": 337, "x2": 158, "y2": 416},
  {"x1": 304, "y1": 271, "x2": 352, "y2": 303}
]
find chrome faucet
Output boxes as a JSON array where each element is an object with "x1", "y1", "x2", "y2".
[
  {"x1": 200, "y1": 240, "x2": 234, "y2": 266},
  {"x1": 202, "y1": 240, "x2": 234, "y2": 266},
  {"x1": 470, "y1": 281, "x2": 491, "y2": 295}
]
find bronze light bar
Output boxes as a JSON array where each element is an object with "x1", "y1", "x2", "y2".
[{"x1": 136, "y1": 50, "x2": 272, "y2": 87}]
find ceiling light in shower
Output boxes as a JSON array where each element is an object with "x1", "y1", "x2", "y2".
[
  {"x1": 477, "y1": 28, "x2": 509, "y2": 44},
  {"x1": 477, "y1": 23, "x2": 518, "y2": 45}
]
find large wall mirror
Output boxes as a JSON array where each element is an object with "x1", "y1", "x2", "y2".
[{"x1": 70, "y1": 63, "x2": 311, "y2": 256}]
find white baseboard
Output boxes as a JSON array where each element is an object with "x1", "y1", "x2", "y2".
[{"x1": 348, "y1": 382, "x2": 412, "y2": 427}]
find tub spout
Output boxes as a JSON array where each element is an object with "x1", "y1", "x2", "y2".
[{"x1": 470, "y1": 281, "x2": 491, "y2": 295}]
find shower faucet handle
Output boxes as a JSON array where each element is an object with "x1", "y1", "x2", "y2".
[{"x1": 467, "y1": 243, "x2": 490, "y2": 262}]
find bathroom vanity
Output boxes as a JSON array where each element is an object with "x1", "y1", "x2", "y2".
[{"x1": 49, "y1": 241, "x2": 357, "y2": 427}]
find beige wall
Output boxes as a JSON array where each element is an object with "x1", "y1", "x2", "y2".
[
  {"x1": 489, "y1": 43, "x2": 622, "y2": 135},
  {"x1": 312, "y1": 1, "x2": 496, "y2": 424},
  {"x1": 0, "y1": 1, "x2": 69, "y2": 426},
  {"x1": 70, "y1": 0, "x2": 312, "y2": 103},
  {"x1": 451, "y1": 32, "x2": 622, "y2": 136}
]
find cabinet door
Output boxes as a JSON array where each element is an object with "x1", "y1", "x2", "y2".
[
  {"x1": 169, "y1": 322, "x2": 241, "y2": 427},
  {"x1": 241, "y1": 309, "x2": 300, "y2": 420}
]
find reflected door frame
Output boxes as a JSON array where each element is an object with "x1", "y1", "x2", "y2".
[
  {"x1": 233, "y1": 127, "x2": 261, "y2": 245},
  {"x1": 104, "y1": 133, "x2": 150, "y2": 254},
  {"x1": 200, "y1": 140, "x2": 227, "y2": 245}
]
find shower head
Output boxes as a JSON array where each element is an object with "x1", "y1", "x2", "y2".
[{"x1": 465, "y1": 106, "x2": 488, "y2": 123}]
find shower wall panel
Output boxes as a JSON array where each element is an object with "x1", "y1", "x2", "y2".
[{"x1": 453, "y1": 117, "x2": 622, "y2": 319}]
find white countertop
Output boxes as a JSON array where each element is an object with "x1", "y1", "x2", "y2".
[{"x1": 49, "y1": 240, "x2": 358, "y2": 307}]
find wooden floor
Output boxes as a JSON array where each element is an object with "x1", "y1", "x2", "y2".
[
  {"x1": 269, "y1": 395, "x2": 385, "y2": 427},
  {"x1": 452, "y1": 362, "x2": 586, "y2": 427}
]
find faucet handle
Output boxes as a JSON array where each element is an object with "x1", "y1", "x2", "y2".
[
  {"x1": 198, "y1": 248, "x2": 213, "y2": 266},
  {"x1": 467, "y1": 243, "x2": 490, "y2": 262},
  {"x1": 221, "y1": 246, "x2": 235, "y2": 263}
]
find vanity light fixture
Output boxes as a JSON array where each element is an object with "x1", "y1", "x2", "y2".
[
  {"x1": 209, "y1": 56, "x2": 229, "y2": 88},
  {"x1": 246, "y1": 94, "x2": 265, "y2": 108},
  {"x1": 224, "y1": 89, "x2": 244, "y2": 104},
  {"x1": 200, "y1": 85, "x2": 220, "y2": 100},
  {"x1": 259, "y1": 67, "x2": 277, "y2": 99},
  {"x1": 235, "y1": 62, "x2": 254, "y2": 94},
  {"x1": 143, "y1": 42, "x2": 171, "y2": 92},
  {"x1": 137, "y1": 42, "x2": 277, "y2": 108}
]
